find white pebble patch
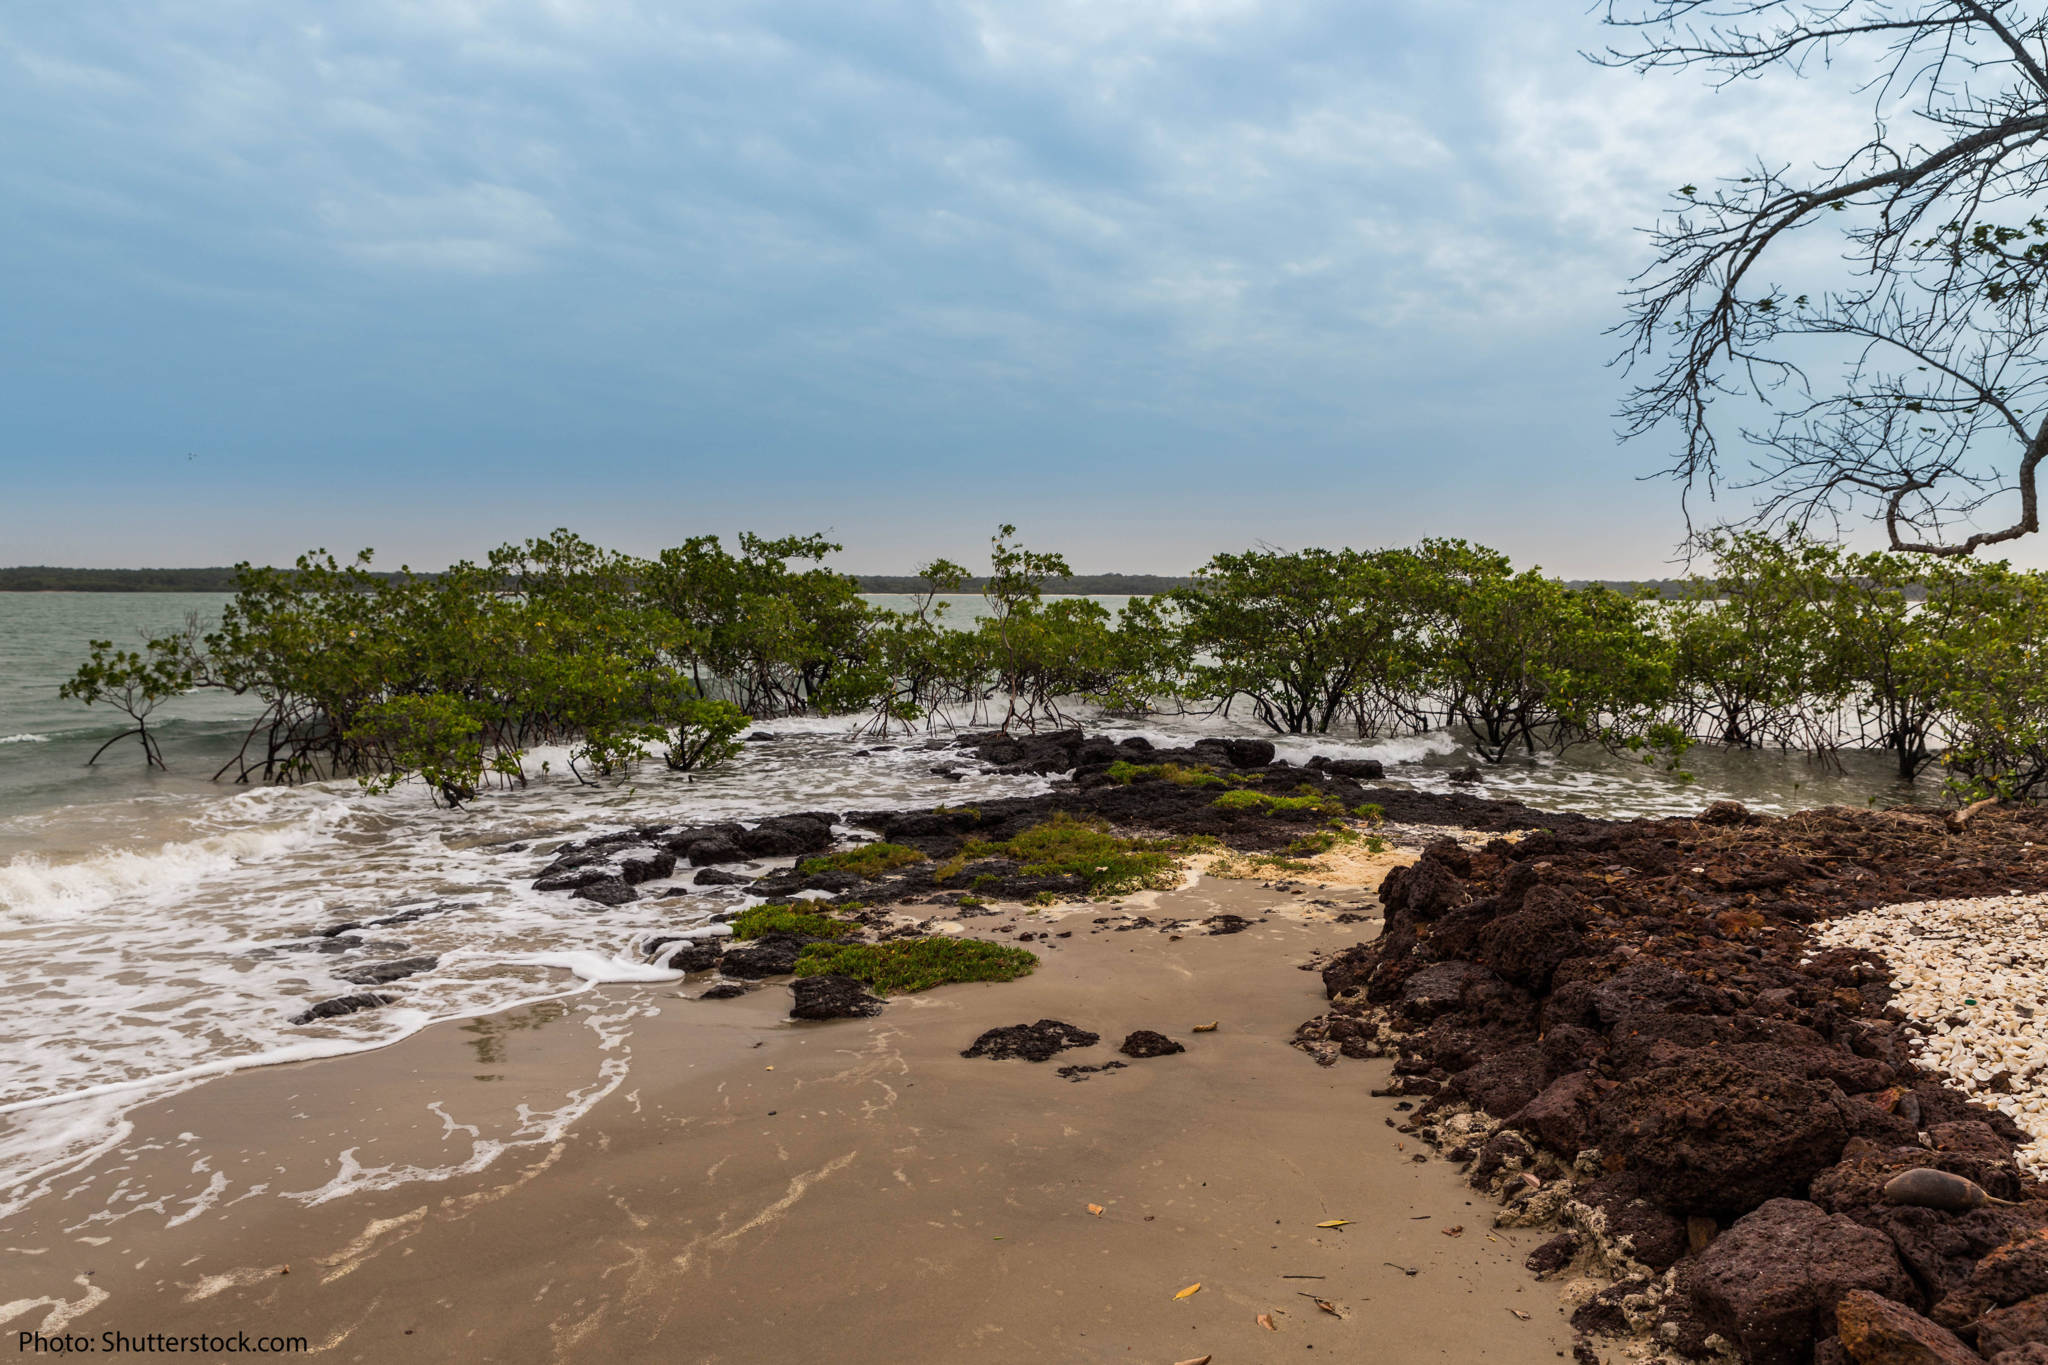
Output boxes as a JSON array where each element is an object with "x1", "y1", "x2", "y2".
[{"x1": 1816, "y1": 892, "x2": 2048, "y2": 1175}]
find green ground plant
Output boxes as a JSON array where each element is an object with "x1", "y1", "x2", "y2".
[
  {"x1": 1102, "y1": 760, "x2": 1227, "y2": 787},
  {"x1": 794, "y1": 938, "x2": 1037, "y2": 993},
  {"x1": 728, "y1": 905, "x2": 862, "y2": 940},
  {"x1": 1211, "y1": 787, "x2": 1348, "y2": 817},
  {"x1": 797, "y1": 842, "x2": 927, "y2": 878},
  {"x1": 960, "y1": 812, "x2": 1187, "y2": 895}
]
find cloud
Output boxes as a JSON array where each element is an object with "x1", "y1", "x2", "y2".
[
  {"x1": 318, "y1": 181, "x2": 567, "y2": 271},
  {"x1": 0, "y1": 0, "x2": 1894, "y2": 572}
]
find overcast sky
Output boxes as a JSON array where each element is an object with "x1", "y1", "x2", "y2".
[{"x1": 0, "y1": 1, "x2": 1909, "y2": 576}]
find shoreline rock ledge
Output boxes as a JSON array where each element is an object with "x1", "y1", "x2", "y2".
[{"x1": 1292, "y1": 800, "x2": 2048, "y2": 1364}]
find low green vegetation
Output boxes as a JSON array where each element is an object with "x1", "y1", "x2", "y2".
[
  {"x1": 960, "y1": 812, "x2": 1188, "y2": 896},
  {"x1": 797, "y1": 842, "x2": 926, "y2": 878},
  {"x1": 1102, "y1": 760, "x2": 1227, "y2": 788},
  {"x1": 794, "y1": 937, "x2": 1037, "y2": 993},
  {"x1": 727, "y1": 905, "x2": 861, "y2": 940},
  {"x1": 1211, "y1": 787, "x2": 1349, "y2": 817}
]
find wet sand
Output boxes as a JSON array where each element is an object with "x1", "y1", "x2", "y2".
[{"x1": 3, "y1": 876, "x2": 1568, "y2": 1362}]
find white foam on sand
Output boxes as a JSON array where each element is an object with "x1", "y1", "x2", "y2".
[{"x1": 0, "y1": 727, "x2": 1055, "y2": 1225}]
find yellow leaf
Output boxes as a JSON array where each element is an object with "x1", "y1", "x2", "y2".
[
  {"x1": 1086, "y1": 1203, "x2": 1105, "y2": 1217},
  {"x1": 1173, "y1": 1358, "x2": 1212, "y2": 1365},
  {"x1": 1192, "y1": 1021, "x2": 1219, "y2": 1032},
  {"x1": 1175, "y1": 1283, "x2": 1202, "y2": 1300},
  {"x1": 1315, "y1": 1219, "x2": 1352, "y2": 1228},
  {"x1": 1256, "y1": 1312, "x2": 1277, "y2": 1331},
  {"x1": 1311, "y1": 1297, "x2": 1341, "y2": 1318}
]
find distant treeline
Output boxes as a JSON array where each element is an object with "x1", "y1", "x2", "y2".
[{"x1": 5, "y1": 564, "x2": 1712, "y2": 598}]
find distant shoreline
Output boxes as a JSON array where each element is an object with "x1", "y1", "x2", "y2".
[{"x1": 0, "y1": 565, "x2": 1696, "y2": 597}]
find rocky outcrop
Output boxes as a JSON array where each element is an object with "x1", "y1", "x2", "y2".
[{"x1": 1293, "y1": 801, "x2": 2048, "y2": 1363}]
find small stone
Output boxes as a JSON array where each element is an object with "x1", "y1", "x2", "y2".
[
  {"x1": 1118, "y1": 1030, "x2": 1186, "y2": 1059},
  {"x1": 789, "y1": 975, "x2": 883, "y2": 1021},
  {"x1": 290, "y1": 992, "x2": 394, "y2": 1025}
]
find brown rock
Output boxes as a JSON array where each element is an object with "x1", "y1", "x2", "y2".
[
  {"x1": 1933, "y1": 1227, "x2": 2048, "y2": 1328},
  {"x1": 1507, "y1": 1070, "x2": 1606, "y2": 1153},
  {"x1": 1591, "y1": 1054, "x2": 1851, "y2": 1214},
  {"x1": 1979, "y1": 1293, "x2": 2048, "y2": 1359},
  {"x1": 1834, "y1": 1289, "x2": 1980, "y2": 1365},
  {"x1": 1680, "y1": 1199, "x2": 1915, "y2": 1365}
]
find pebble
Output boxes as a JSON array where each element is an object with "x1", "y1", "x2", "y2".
[{"x1": 1817, "y1": 892, "x2": 2048, "y2": 1174}]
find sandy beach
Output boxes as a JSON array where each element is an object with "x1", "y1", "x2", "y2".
[{"x1": 4, "y1": 873, "x2": 1570, "y2": 1363}]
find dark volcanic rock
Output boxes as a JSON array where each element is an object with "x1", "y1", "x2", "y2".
[
  {"x1": 1307, "y1": 755, "x2": 1387, "y2": 780},
  {"x1": 1118, "y1": 1030, "x2": 1185, "y2": 1059},
  {"x1": 736, "y1": 814, "x2": 835, "y2": 859},
  {"x1": 717, "y1": 933, "x2": 808, "y2": 978},
  {"x1": 572, "y1": 876, "x2": 639, "y2": 906},
  {"x1": 1526, "y1": 1231, "x2": 1581, "y2": 1277},
  {"x1": 681, "y1": 835, "x2": 743, "y2": 866},
  {"x1": 1934, "y1": 1227, "x2": 2048, "y2": 1329},
  {"x1": 1591, "y1": 1053, "x2": 1850, "y2": 1214},
  {"x1": 1679, "y1": 1199, "x2": 1915, "y2": 1365},
  {"x1": 1577, "y1": 1171, "x2": 1689, "y2": 1270},
  {"x1": 291, "y1": 992, "x2": 395, "y2": 1025},
  {"x1": 699, "y1": 982, "x2": 749, "y2": 1000},
  {"x1": 961, "y1": 1019, "x2": 1099, "y2": 1062},
  {"x1": 651, "y1": 938, "x2": 721, "y2": 973},
  {"x1": 533, "y1": 865, "x2": 614, "y2": 892},
  {"x1": 613, "y1": 845, "x2": 677, "y2": 883},
  {"x1": 1507, "y1": 1070, "x2": 1608, "y2": 1156},
  {"x1": 693, "y1": 867, "x2": 751, "y2": 887},
  {"x1": 789, "y1": 974, "x2": 884, "y2": 1020},
  {"x1": 335, "y1": 955, "x2": 438, "y2": 987}
]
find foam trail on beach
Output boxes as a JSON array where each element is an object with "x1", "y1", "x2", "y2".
[{"x1": 0, "y1": 733, "x2": 50, "y2": 744}]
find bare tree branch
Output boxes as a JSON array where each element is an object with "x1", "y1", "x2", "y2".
[{"x1": 1602, "y1": 1, "x2": 2048, "y2": 553}]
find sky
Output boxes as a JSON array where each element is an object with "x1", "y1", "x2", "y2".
[{"x1": 0, "y1": 0, "x2": 1941, "y2": 577}]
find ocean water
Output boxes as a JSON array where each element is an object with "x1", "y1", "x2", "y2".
[{"x1": 0, "y1": 591, "x2": 1934, "y2": 1225}]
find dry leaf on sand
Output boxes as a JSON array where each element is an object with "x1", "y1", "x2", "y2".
[
  {"x1": 1192, "y1": 1022, "x2": 1218, "y2": 1032},
  {"x1": 1256, "y1": 1313, "x2": 1277, "y2": 1331},
  {"x1": 1315, "y1": 1219, "x2": 1352, "y2": 1228},
  {"x1": 1299, "y1": 1293, "x2": 1342, "y2": 1318},
  {"x1": 1173, "y1": 1357, "x2": 1212, "y2": 1365},
  {"x1": 1086, "y1": 1203, "x2": 1104, "y2": 1217},
  {"x1": 1174, "y1": 1283, "x2": 1202, "y2": 1300}
]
